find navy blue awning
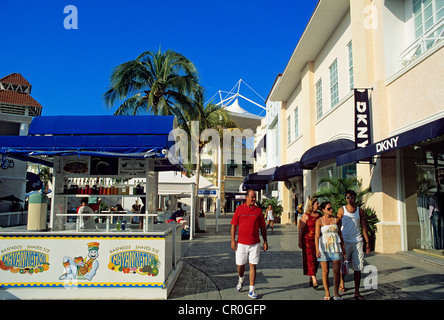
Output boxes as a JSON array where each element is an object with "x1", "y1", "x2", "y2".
[
  {"x1": 273, "y1": 162, "x2": 303, "y2": 181},
  {"x1": 243, "y1": 166, "x2": 277, "y2": 184},
  {"x1": 300, "y1": 139, "x2": 355, "y2": 169},
  {"x1": 337, "y1": 117, "x2": 444, "y2": 166},
  {"x1": 242, "y1": 183, "x2": 267, "y2": 191}
]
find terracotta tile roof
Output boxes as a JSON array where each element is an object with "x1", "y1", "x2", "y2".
[
  {"x1": 0, "y1": 73, "x2": 32, "y2": 87},
  {"x1": 0, "y1": 90, "x2": 42, "y2": 108}
]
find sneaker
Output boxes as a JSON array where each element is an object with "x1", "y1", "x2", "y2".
[
  {"x1": 236, "y1": 277, "x2": 244, "y2": 292},
  {"x1": 248, "y1": 289, "x2": 258, "y2": 299}
]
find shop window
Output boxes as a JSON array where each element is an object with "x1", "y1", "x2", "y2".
[
  {"x1": 413, "y1": 141, "x2": 444, "y2": 252},
  {"x1": 316, "y1": 163, "x2": 357, "y2": 189}
]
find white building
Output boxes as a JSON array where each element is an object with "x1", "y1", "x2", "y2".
[{"x1": 261, "y1": 0, "x2": 444, "y2": 254}]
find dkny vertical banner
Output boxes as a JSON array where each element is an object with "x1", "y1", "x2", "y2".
[{"x1": 354, "y1": 89, "x2": 372, "y2": 150}]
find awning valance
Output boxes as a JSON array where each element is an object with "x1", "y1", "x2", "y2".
[
  {"x1": 242, "y1": 183, "x2": 267, "y2": 191},
  {"x1": 273, "y1": 162, "x2": 303, "y2": 181},
  {"x1": 336, "y1": 117, "x2": 444, "y2": 166},
  {"x1": 300, "y1": 139, "x2": 355, "y2": 169},
  {"x1": 243, "y1": 166, "x2": 277, "y2": 184},
  {"x1": 242, "y1": 162, "x2": 303, "y2": 186}
]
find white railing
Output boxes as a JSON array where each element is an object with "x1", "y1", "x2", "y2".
[
  {"x1": 56, "y1": 212, "x2": 164, "y2": 232},
  {"x1": 398, "y1": 17, "x2": 444, "y2": 68}
]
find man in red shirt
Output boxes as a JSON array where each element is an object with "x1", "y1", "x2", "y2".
[{"x1": 231, "y1": 189, "x2": 268, "y2": 299}]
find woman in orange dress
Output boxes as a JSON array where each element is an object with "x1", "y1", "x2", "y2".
[{"x1": 298, "y1": 198, "x2": 321, "y2": 288}]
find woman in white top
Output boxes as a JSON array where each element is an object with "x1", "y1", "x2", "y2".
[
  {"x1": 266, "y1": 205, "x2": 274, "y2": 234},
  {"x1": 315, "y1": 201, "x2": 346, "y2": 300}
]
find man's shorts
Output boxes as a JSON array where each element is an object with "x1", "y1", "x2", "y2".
[
  {"x1": 344, "y1": 241, "x2": 364, "y2": 271},
  {"x1": 235, "y1": 243, "x2": 261, "y2": 266}
]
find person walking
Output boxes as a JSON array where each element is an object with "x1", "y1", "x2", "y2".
[
  {"x1": 231, "y1": 189, "x2": 268, "y2": 299},
  {"x1": 266, "y1": 204, "x2": 274, "y2": 234},
  {"x1": 337, "y1": 190, "x2": 370, "y2": 300},
  {"x1": 315, "y1": 201, "x2": 346, "y2": 300},
  {"x1": 298, "y1": 198, "x2": 321, "y2": 289}
]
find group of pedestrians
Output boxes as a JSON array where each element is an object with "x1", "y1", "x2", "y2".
[{"x1": 230, "y1": 189, "x2": 370, "y2": 300}]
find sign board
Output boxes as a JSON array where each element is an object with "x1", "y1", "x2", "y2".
[
  {"x1": 354, "y1": 89, "x2": 372, "y2": 149},
  {"x1": 0, "y1": 234, "x2": 172, "y2": 288}
]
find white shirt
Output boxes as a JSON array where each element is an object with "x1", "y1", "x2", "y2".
[
  {"x1": 78, "y1": 205, "x2": 96, "y2": 229},
  {"x1": 341, "y1": 205, "x2": 363, "y2": 243}
]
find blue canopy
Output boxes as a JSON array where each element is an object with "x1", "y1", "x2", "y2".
[
  {"x1": 28, "y1": 115, "x2": 175, "y2": 136},
  {"x1": 0, "y1": 115, "x2": 178, "y2": 167},
  {"x1": 300, "y1": 139, "x2": 355, "y2": 169},
  {"x1": 273, "y1": 162, "x2": 303, "y2": 181}
]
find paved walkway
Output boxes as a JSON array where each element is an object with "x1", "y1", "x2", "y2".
[{"x1": 169, "y1": 213, "x2": 444, "y2": 300}]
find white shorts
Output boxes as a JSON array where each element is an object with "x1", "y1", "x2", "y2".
[
  {"x1": 344, "y1": 241, "x2": 364, "y2": 271},
  {"x1": 235, "y1": 243, "x2": 261, "y2": 266}
]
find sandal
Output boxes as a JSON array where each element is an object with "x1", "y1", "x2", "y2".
[
  {"x1": 333, "y1": 296, "x2": 343, "y2": 300},
  {"x1": 310, "y1": 278, "x2": 319, "y2": 289},
  {"x1": 354, "y1": 295, "x2": 365, "y2": 300},
  {"x1": 324, "y1": 296, "x2": 331, "y2": 300},
  {"x1": 339, "y1": 286, "x2": 346, "y2": 292}
]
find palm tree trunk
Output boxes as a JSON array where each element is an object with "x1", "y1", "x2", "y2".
[{"x1": 194, "y1": 150, "x2": 201, "y2": 232}]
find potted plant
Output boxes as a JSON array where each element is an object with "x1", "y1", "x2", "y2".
[
  {"x1": 362, "y1": 206, "x2": 380, "y2": 251},
  {"x1": 260, "y1": 198, "x2": 283, "y2": 223},
  {"x1": 38, "y1": 166, "x2": 53, "y2": 194}
]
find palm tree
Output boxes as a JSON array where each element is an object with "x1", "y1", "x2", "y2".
[
  {"x1": 172, "y1": 93, "x2": 238, "y2": 232},
  {"x1": 313, "y1": 176, "x2": 371, "y2": 213},
  {"x1": 104, "y1": 48, "x2": 202, "y2": 115}
]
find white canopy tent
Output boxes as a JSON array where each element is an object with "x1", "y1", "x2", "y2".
[{"x1": 125, "y1": 171, "x2": 218, "y2": 239}]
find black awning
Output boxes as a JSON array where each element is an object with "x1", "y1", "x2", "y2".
[
  {"x1": 300, "y1": 139, "x2": 355, "y2": 169},
  {"x1": 337, "y1": 117, "x2": 444, "y2": 166},
  {"x1": 273, "y1": 162, "x2": 303, "y2": 181},
  {"x1": 243, "y1": 166, "x2": 277, "y2": 184},
  {"x1": 242, "y1": 183, "x2": 267, "y2": 191}
]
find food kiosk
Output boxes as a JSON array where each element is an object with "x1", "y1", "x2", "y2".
[{"x1": 0, "y1": 115, "x2": 188, "y2": 299}]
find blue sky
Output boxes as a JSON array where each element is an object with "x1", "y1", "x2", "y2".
[{"x1": 0, "y1": 0, "x2": 318, "y2": 117}]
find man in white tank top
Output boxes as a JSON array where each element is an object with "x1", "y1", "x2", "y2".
[{"x1": 337, "y1": 190, "x2": 370, "y2": 300}]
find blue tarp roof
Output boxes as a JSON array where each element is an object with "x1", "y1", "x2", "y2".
[
  {"x1": 28, "y1": 115, "x2": 175, "y2": 135},
  {"x1": 0, "y1": 115, "x2": 178, "y2": 167}
]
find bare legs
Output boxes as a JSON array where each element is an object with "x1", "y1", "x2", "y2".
[
  {"x1": 320, "y1": 260, "x2": 341, "y2": 299},
  {"x1": 237, "y1": 263, "x2": 257, "y2": 287}
]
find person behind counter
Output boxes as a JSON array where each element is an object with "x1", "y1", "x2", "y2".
[
  {"x1": 77, "y1": 198, "x2": 96, "y2": 229},
  {"x1": 167, "y1": 207, "x2": 185, "y2": 223},
  {"x1": 139, "y1": 197, "x2": 146, "y2": 229},
  {"x1": 111, "y1": 203, "x2": 125, "y2": 223}
]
